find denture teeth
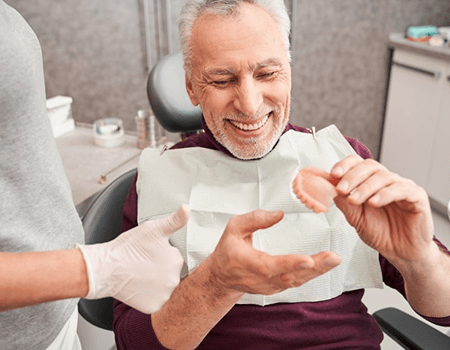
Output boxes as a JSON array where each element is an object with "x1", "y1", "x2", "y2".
[{"x1": 230, "y1": 115, "x2": 269, "y2": 131}]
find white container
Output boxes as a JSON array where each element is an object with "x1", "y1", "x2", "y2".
[
  {"x1": 93, "y1": 118, "x2": 125, "y2": 148},
  {"x1": 46, "y1": 95, "x2": 75, "y2": 137},
  {"x1": 438, "y1": 27, "x2": 450, "y2": 41}
]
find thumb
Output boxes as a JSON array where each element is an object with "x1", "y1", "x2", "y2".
[
  {"x1": 158, "y1": 204, "x2": 191, "y2": 238},
  {"x1": 229, "y1": 210, "x2": 284, "y2": 239},
  {"x1": 333, "y1": 195, "x2": 361, "y2": 229}
]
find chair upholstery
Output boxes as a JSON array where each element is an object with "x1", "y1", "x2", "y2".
[
  {"x1": 78, "y1": 168, "x2": 137, "y2": 331},
  {"x1": 147, "y1": 52, "x2": 203, "y2": 133},
  {"x1": 373, "y1": 307, "x2": 450, "y2": 349}
]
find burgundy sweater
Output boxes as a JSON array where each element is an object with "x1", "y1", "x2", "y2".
[{"x1": 113, "y1": 122, "x2": 450, "y2": 349}]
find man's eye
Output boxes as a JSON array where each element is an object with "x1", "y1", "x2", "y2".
[
  {"x1": 258, "y1": 71, "x2": 277, "y2": 79},
  {"x1": 212, "y1": 79, "x2": 236, "y2": 86}
]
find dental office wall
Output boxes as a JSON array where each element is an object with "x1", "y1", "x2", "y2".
[{"x1": 10, "y1": 0, "x2": 450, "y2": 159}]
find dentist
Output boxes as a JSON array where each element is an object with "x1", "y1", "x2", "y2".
[{"x1": 0, "y1": 1, "x2": 186, "y2": 349}]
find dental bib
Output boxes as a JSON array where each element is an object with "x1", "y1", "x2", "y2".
[{"x1": 137, "y1": 125, "x2": 383, "y2": 305}]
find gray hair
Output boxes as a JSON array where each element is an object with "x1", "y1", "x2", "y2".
[{"x1": 178, "y1": 0, "x2": 291, "y2": 79}]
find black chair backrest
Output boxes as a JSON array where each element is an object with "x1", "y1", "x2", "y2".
[
  {"x1": 78, "y1": 168, "x2": 137, "y2": 331},
  {"x1": 147, "y1": 52, "x2": 203, "y2": 133}
]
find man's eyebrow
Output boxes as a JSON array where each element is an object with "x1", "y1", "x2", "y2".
[
  {"x1": 204, "y1": 68, "x2": 236, "y2": 76},
  {"x1": 255, "y1": 58, "x2": 282, "y2": 69}
]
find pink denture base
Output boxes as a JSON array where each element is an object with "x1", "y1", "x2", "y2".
[{"x1": 292, "y1": 167, "x2": 339, "y2": 213}]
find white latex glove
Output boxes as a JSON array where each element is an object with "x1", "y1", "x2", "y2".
[{"x1": 76, "y1": 204, "x2": 189, "y2": 314}]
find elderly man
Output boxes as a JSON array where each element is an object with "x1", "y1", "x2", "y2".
[{"x1": 113, "y1": 0, "x2": 450, "y2": 349}]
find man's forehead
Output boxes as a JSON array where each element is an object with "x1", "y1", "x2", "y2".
[
  {"x1": 190, "y1": 3, "x2": 287, "y2": 78},
  {"x1": 191, "y1": 3, "x2": 281, "y2": 50}
]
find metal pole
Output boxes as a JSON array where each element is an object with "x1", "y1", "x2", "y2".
[
  {"x1": 143, "y1": 0, "x2": 153, "y2": 71},
  {"x1": 166, "y1": 1, "x2": 173, "y2": 54},
  {"x1": 290, "y1": 0, "x2": 297, "y2": 62}
]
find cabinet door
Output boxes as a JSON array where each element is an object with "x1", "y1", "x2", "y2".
[
  {"x1": 426, "y1": 62, "x2": 450, "y2": 206},
  {"x1": 380, "y1": 50, "x2": 446, "y2": 188}
]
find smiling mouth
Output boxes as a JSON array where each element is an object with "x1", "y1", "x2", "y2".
[{"x1": 228, "y1": 113, "x2": 270, "y2": 131}]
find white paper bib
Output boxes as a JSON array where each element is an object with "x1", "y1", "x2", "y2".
[{"x1": 137, "y1": 125, "x2": 383, "y2": 305}]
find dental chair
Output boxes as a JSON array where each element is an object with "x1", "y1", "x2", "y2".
[
  {"x1": 147, "y1": 51, "x2": 203, "y2": 137},
  {"x1": 78, "y1": 168, "x2": 137, "y2": 331}
]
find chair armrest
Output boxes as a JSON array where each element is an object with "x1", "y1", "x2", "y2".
[{"x1": 373, "y1": 307, "x2": 450, "y2": 350}]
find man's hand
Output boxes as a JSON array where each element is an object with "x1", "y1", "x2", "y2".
[
  {"x1": 207, "y1": 210, "x2": 341, "y2": 295},
  {"x1": 77, "y1": 205, "x2": 189, "y2": 314},
  {"x1": 330, "y1": 155, "x2": 434, "y2": 264}
]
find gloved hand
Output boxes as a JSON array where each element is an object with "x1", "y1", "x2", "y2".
[{"x1": 76, "y1": 204, "x2": 189, "y2": 314}]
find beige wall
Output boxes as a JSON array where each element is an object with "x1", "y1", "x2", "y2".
[{"x1": 9, "y1": 0, "x2": 450, "y2": 158}]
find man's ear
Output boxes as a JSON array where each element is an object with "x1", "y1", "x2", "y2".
[{"x1": 185, "y1": 73, "x2": 200, "y2": 106}]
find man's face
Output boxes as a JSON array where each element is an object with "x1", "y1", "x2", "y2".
[{"x1": 186, "y1": 3, "x2": 291, "y2": 160}]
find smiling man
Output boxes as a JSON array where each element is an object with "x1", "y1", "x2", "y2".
[
  {"x1": 184, "y1": 2, "x2": 291, "y2": 160},
  {"x1": 113, "y1": 1, "x2": 450, "y2": 349}
]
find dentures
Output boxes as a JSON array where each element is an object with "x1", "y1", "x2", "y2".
[
  {"x1": 229, "y1": 115, "x2": 269, "y2": 131},
  {"x1": 292, "y1": 167, "x2": 339, "y2": 213}
]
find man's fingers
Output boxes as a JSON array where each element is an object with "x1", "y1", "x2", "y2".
[
  {"x1": 159, "y1": 204, "x2": 191, "y2": 237},
  {"x1": 334, "y1": 194, "x2": 360, "y2": 219},
  {"x1": 334, "y1": 174, "x2": 426, "y2": 213},
  {"x1": 310, "y1": 251, "x2": 342, "y2": 271},
  {"x1": 253, "y1": 253, "x2": 312, "y2": 278},
  {"x1": 277, "y1": 251, "x2": 341, "y2": 286},
  {"x1": 334, "y1": 159, "x2": 386, "y2": 195},
  {"x1": 330, "y1": 156, "x2": 422, "y2": 209},
  {"x1": 366, "y1": 181, "x2": 427, "y2": 210},
  {"x1": 227, "y1": 210, "x2": 284, "y2": 238},
  {"x1": 343, "y1": 171, "x2": 398, "y2": 205},
  {"x1": 330, "y1": 154, "x2": 364, "y2": 178},
  {"x1": 261, "y1": 251, "x2": 341, "y2": 279}
]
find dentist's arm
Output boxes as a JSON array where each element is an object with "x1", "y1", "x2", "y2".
[
  {"x1": 151, "y1": 210, "x2": 341, "y2": 350},
  {"x1": 0, "y1": 205, "x2": 189, "y2": 314},
  {"x1": 0, "y1": 249, "x2": 88, "y2": 312}
]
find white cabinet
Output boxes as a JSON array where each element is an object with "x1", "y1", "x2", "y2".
[
  {"x1": 380, "y1": 47, "x2": 450, "y2": 210},
  {"x1": 427, "y1": 71, "x2": 450, "y2": 206}
]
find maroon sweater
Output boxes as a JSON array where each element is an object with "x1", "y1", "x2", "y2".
[{"x1": 113, "y1": 122, "x2": 450, "y2": 349}]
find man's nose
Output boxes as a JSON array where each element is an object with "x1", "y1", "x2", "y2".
[{"x1": 233, "y1": 78, "x2": 263, "y2": 117}]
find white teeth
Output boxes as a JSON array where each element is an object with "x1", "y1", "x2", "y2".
[{"x1": 230, "y1": 115, "x2": 269, "y2": 131}]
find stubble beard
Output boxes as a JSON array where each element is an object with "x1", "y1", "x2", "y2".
[{"x1": 211, "y1": 107, "x2": 287, "y2": 160}]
